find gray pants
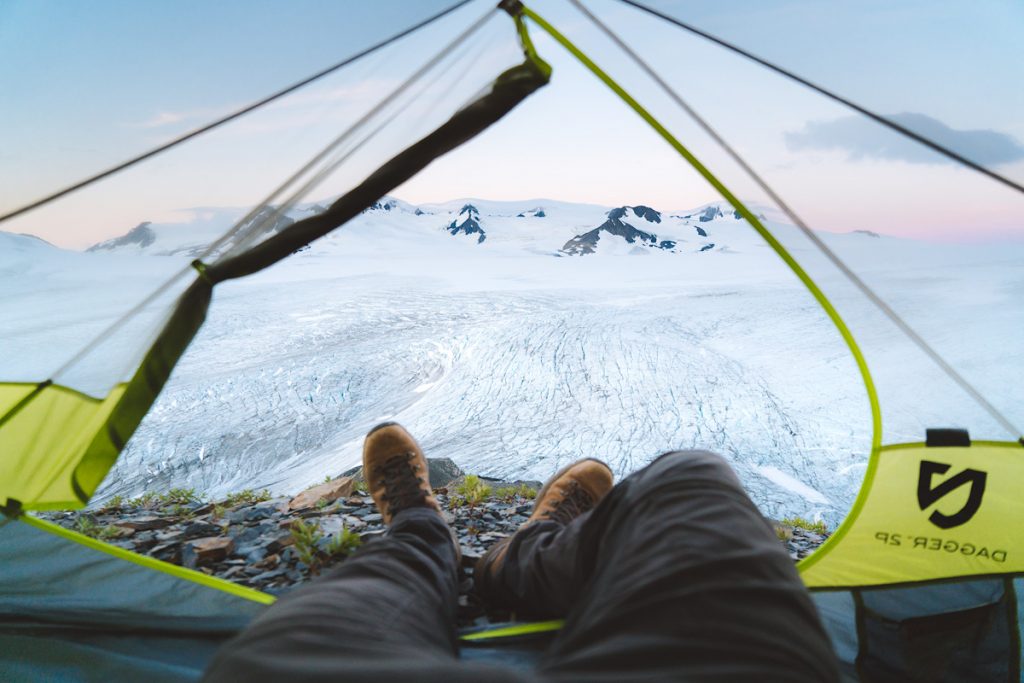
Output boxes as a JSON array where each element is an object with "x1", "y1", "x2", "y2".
[{"x1": 204, "y1": 451, "x2": 839, "y2": 682}]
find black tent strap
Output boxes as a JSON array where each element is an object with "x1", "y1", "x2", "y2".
[
  {"x1": 51, "y1": 28, "x2": 550, "y2": 504},
  {"x1": 0, "y1": 0, "x2": 477, "y2": 226},
  {"x1": 617, "y1": 0, "x2": 1024, "y2": 198},
  {"x1": 208, "y1": 59, "x2": 550, "y2": 282}
]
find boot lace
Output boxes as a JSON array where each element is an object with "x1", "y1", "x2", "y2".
[
  {"x1": 547, "y1": 481, "x2": 595, "y2": 525},
  {"x1": 378, "y1": 452, "x2": 428, "y2": 513}
]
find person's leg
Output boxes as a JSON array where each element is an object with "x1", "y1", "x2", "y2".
[
  {"x1": 474, "y1": 459, "x2": 612, "y2": 618},
  {"x1": 206, "y1": 508, "x2": 480, "y2": 682},
  {"x1": 205, "y1": 423, "x2": 533, "y2": 683},
  {"x1": 482, "y1": 450, "x2": 839, "y2": 682}
]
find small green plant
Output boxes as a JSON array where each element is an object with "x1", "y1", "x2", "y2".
[
  {"x1": 169, "y1": 504, "x2": 196, "y2": 520},
  {"x1": 224, "y1": 489, "x2": 271, "y2": 507},
  {"x1": 159, "y1": 488, "x2": 202, "y2": 506},
  {"x1": 316, "y1": 498, "x2": 331, "y2": 510},
  {"x1": 211, "y1": 503, "x2": 227, "y2": 519},
  {"x1": 324, "y1": 475, "x2": 333, "y2": 484},
  {"x1": 104, "y1": 495, "x2": 124, "y2": 510},
  {"x1": 74, "y1": 516, "x2": 120, "y2": 541},
  {"x1": 352, "y1": 479, "x2": 368, "y2": 494},
  {"x1": 324, "y1": 526, "x2": 362, "y2": 559},
  {"x1": 495, "y1": 483, "x2": 537, "y2": 502},
  {"x1": 290, "y1": 519, "x2": 324, "y2": 567},
  {"x1": 452, "y1": 475, "x2": 492, "y2": 508},
  {"x1": 290, "y1": 519, "x2": 361, "y2": 572},
  {"x1": 130, "y1": 491, "x2": 159, "y2": 509},
  {"x1": 781, "y1": 516, "x2": 828, "y2": 535}
]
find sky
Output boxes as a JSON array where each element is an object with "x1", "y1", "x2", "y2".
[{"x1": 1, "y1": 0, "x2": 1022, "y2": 248}]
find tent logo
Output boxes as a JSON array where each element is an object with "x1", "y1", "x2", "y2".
[{"x1": 917, "y1": 460, "x2": 987, "y2": 529}]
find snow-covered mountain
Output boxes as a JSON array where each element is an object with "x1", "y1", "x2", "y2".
[
  {"x1": 81, "y1": 196, "x2": 780, "y2": 259},
  {"x1": 446, "y1": 204, "x2": 486, "y2": 243},
  {"x1": 7, "y1": 197, "x2": 1022, "y2": 528}
]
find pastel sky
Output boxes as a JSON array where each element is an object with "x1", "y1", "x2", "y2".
[{"x1": 1, "y1": 0, "x2": 1022, "y2": 249}]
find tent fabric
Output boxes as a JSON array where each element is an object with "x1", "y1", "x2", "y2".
[
  {"x1": 0, "y1": 518, "x2": 267, "y2": 681},
  {"x1": 812, "y1": 579, "x2": 1020, "y2": 681},
  {"x1": 0, "y1": 517, "x2": 269, "y2": 628},
  {"x1": 0, "y1": 382, "x2": 126, "y2": 510},
  {"x1": 0, "y1": 632, "x2": 222, "y2": 683},
  {"x1": 800, "y1": 442, "x2": 1024, "y2": 588},
  {"x1": 2, "y1": 0, "x2": 1022, "y2": 680}
]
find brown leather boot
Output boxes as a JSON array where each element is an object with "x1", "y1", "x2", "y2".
[
  {"x1": 362, "y1": 422, "x2": 442, "y2": 525},
  {"x1": 474, "y1": 458, "x2": 613, "y2": 590}
]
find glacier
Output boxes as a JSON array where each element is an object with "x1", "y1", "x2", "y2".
[{"x1": 3, "y1": 198, "x2": 1021, "y2": 527}]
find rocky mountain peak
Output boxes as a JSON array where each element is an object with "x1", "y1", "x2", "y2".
[
  {"x1": 562, "y1": 205, "x2": 670, "y2": 256},
  {"x1": 87, "y1": 222, "x2": 156, "y2": 252},
  {"x1": 516, "y1": 207, "x2": 546, "y2": 218},
  {"x1": 607, "y1": 205, "x2": 662, "y2": 224},
  {"x1": 447, "y1": 204, "x2": 485, "y2": 244}
]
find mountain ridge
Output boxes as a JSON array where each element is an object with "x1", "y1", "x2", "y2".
[{"x1": 73, "y1": 196, "x2": 806, "y2": 258}]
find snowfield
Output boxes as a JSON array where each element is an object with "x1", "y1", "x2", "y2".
[{"x1": 4, "y1": 198, "x2": 1021, "y2": 526}]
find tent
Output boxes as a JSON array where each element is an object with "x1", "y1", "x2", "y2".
[{"x1": 2, "y1": 0, "x2": 1022, "y2": 679}]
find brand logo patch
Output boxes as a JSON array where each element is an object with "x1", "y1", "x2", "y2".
[{"x1": 917, "y1": 460, "x2": 987, "y2": 529}]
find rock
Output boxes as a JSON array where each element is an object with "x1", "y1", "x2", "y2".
[
  {"x1": 106, "y1": 525, "x2": 136, "y2": 539},
  {"x1": 426, "y1": 459, "x2": 465, "y2": 488},
  {"x1": 154, "y1": 529, "x2": 184, "y2": 544},
  {"x1": 253, "y1": 554, "x2": 280, "y2": 569},
  {"x1": 243, "y1": 503, "x2": 279, "y2": 522},
  {"x1": 132, "y1": 532, "x2": 157, "y2": 551},
  {"x1": 231, "y1": 522, "x2": 271, "y2": 544},
  {"x1": 288, "y1": 477, "x2": 354, "y2": 511},
  {"x1": 114, "y1": 515, "x2": 173, "y2": 531},
  {"x1": 343, "y1": 516, "x2": 366, "y2": 530},
  {"x1": 363, "y1": 513, "x2": 383, "y2": 523},
  {"x1": 182, "y1": 537, "x2": 234, "y2": 568},
  {"x1": 251, "y1": 568, "x2": 287, "y2": 583},
  {"x1": 181, "y1": 521, "x2": 223, "y2": 540},
  {"x1": 239, "y1": 546, "x2": 267, "y2": 564},
  {"x1": 149, "y1": 543, "x2": 180, "y2": 563},
  {"x1": 221, "y1": 565, "x2": 247, "y2": 580},
  {"x1": 265, "y1": 532, "x2": 295, "y2": 554}
]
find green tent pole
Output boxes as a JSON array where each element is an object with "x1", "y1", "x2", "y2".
[
  {"x1": 519, "y1": 5, "x2": 885, "y2": 570},
  {"x1": 519, "y1": 4, "x2": 881, "y2": 455}
]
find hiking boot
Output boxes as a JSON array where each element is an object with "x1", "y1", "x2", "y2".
[
  {"x1": 475, "y1": 458, "x2": 613, "y2": 587},
  {"x1": 362, "y1": 422, "x2": 442, "y2": 525}
]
